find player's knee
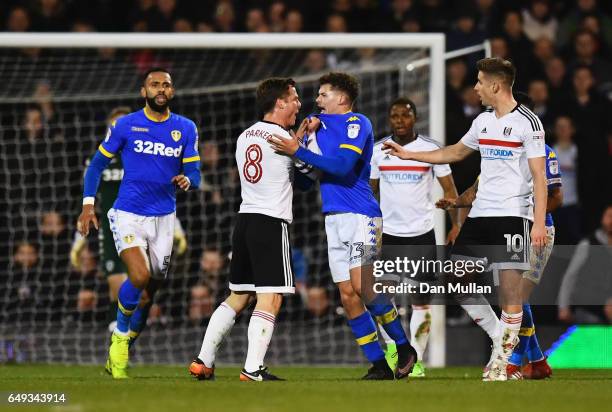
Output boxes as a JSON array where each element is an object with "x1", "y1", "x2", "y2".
[
  {"x1": 339, "y1": 284, "x2": 359, "y2": 307},
  {"x1": 256, "y1": 293, "x2": 283, "y2": 314},
  {"x1": 129, "y1": 269, "x2": 150, "y2": 289}
]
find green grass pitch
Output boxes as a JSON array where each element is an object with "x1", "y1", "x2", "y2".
[{"x1": 1, "y1": 365, "x2": 611, "y2": 412}]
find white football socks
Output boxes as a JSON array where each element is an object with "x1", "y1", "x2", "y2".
[
  {"x1": 244, "y1": 310, "x2": 276, "y2": 373},
  {"x1": 460, "y1": 299, "x2": 501, "y2": 343},
  {"x1": 410, "y1": 306, "x2": 432, "y2": 361},
  {"x1": 198, "y1": 302, "x2": 236, "y2": 368},
  {"x1": 500, "y1": 311, "x2": 523, "y2": 358}
]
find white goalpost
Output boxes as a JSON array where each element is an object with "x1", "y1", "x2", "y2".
[{"x1": 0, "y1": 33, "x2": 486, "y2": 367}]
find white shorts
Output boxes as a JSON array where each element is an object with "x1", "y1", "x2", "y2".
[
  {"x1": 325, "y1": 213, "x2": 382, "y2": 283},
  {"x1": 107, "y1": 208, "x2": 176, "y2": 279},
  {"x1": 523, "y1": 225, "x2": 555, "y2": 284}
]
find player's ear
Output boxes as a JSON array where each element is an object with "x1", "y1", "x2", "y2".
[{"x1": 140, "y1": 86, "x2": 146, "y2": 98}]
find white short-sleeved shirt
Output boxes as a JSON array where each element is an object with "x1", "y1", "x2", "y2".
[
  {"x1": 371, "y1": 134, "x2": 452, "y2": 237},
  {"x1": 236, "y1": 121, "x2": 294, "y2": 223},
  {"x1": 460, "y1": 104, "x2": 546, "y2": 220}
]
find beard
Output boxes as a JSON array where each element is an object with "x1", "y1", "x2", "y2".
[{"x1": 146, "y1": 94, "x2": 171, "y2": 113}]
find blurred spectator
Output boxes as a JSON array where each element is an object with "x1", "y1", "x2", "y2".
[
  {"x1": 447, "y1": 12, "x2": 485, "y2": 52},
  {"x1": 557, "y1": 204, "x2": 612, "y2": 324},
  {"x1": 302, "y1": 49, "x2": 327, "y2": 74},
  {"x1": 446, "y1": 58, "x2": 470, "y2": 144},
  {"x1": 173, "y1": 18, "x2": 193, "y2": 32},
  {"x1": 33, "y1": 81, "x2": 56, "y2": 127},
  {"x1": 268, "y1": 1, "x2": 286, "y2": 33},
  {"x1": 285, "y1": 9, "x2": 303, "y2": 33},
  {"x1": 22, "y1": 106, "x2": 45, "y2": 143},
  {"x1": 419, "y1": 0, "x2": 449, "y2": 33},
  {"x1": 5, "y1": 7, "x2": 31, "y2": 32},
  {"x1": 31, "y1": 0, "x2": 68, "y2": 31},
  {"x1": 72, "y1": 20, "x2": 95, "y2": 32},
  {"x1": 545, "y1": 56, "x2": 568, "y2": 102},
  {"x1": 531, "y1": 36, "x2": 556, "y2": 78},
  {"x1": 381, "y1": 0, "x2": 417, "y2": 32},
  {"x1": 326, "y1": 13, "x2": 347, "y2": 33},
  {"x1": 76, "y1": 289, "x2": 98, "y2": 313},
  {"x1": 474, "y1": 0, "x2": 500, "y2": 36},
  {"x1": 552, "y1": 116, "x2": 582, "y2": 244},
  {"x1": 527, "y1": 79, "x2": 556, "y2": 131},
  {"x1": 245, "y1": 8, "x2": 268, "y2": 33},
  {"x1": 198, "y1": 247, "x2": 225, "y2": 297},
  {"x1": 501, "y1": 10, "x2": 535, "y2": 88},
  {"x1": 557, "y1": 0, "x2": 612, "y2": 49},
  {"x1": 567, "y1": 29, "x2": 612, "y2": 91},
  {"x1": 461, "y1": 86, "x2": 481, "y2": 120},
  {"x1": 13, "y1": 241, "x2": 39, "y2": 270},
  {"x1": 489, "y1": 36, "x2": 510, "y2": 59},
  {"x1": 306, "y1": 286, "x2": 330, "y2": 319},
  {"x1": 40, "y1": 211, "x2": 66, "y2": 238},
  {"x1": 561, "y1": 65, "x2": 612, "y2": 232},
  {"x1": 214, "y1": 0, "x2": 235, "y2": 32},
  {"x1": 522, "y1": 0, "x2": 558, "y2": 42},
  {"x1": 188, "y1": 284, "x2": 214, "y2": 325},
  {"x1": 200, "y1": 141, "x2": 223, "y2": 205},
  {"x1": 10, "y1": 241, "x2": 39, "y2": 308},
  {"x1": 146, "y1": 0, "x2": 180, "y2": 32}
]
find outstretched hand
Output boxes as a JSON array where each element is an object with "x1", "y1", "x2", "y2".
[{"x1": 382, "y1": 140, "x2": 415, "y2": 160}]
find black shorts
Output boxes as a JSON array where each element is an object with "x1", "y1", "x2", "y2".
[
  {"x1": 229, "y1": 213, "x2": 295, "y2": 294},
  {"x1": 451, "y1": 216, "x2": 532, "y2": 271},
  {"x1": 381, "y1": 230, "x2": 438, "y2": 281}
]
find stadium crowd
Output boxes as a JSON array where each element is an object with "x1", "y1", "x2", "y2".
[{"x1": 1, "y1": 0, "x2": 610, "y2": 332}]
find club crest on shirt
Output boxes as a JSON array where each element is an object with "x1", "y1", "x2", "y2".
[
  {"x1": 347, "y1": 123, "x2": 360, "y2": 139},
  {"x1": 171, "y1": 130, "x2": 182, "y2": 142}
]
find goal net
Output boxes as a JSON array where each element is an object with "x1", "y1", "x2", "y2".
[{"x1": 0, "y1": 33, "x2": 457, "y2": 365}]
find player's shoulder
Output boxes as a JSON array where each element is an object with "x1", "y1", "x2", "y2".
[
  {"x1": 416, "y1": 134, "x2": 443, "y2": 149},
  {"x1": 513, "y1": 104, "x2": 543, "y2": 132},
  {"x1": 345, "y1": 112, "x2": 373, "y2": 136},
  {"x1": 169, "y1": 112, "x2": 197, "y2": 129},
  {"x1": 474, "y1": 108, "x2": 494, "y2": 122},
  {"x1": 374, "y1": 135, "x2": 392, "y2": 148},
  {"x1": 112, "y1": 111, "x2": 139, "y2": 129},
  {"x1": 347, "y1": 112, "x2": 372, "y2": 126}
]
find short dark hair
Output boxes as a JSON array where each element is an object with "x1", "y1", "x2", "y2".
[
  {"x1": 476, "y1": 57, "x2": 516, "y2": 87},
  {"x1": 318, "y1": 72, "x2": 359, "y2": 104},
  {"x1": 143, "y1": 67, "x2": 172, "y2": 85},
  {"x1": 389, "y1": 97, "x2": 417, "y2": 117},
  {"x1": 255, "y1": 77, "x2": 296, "y2": 117}
]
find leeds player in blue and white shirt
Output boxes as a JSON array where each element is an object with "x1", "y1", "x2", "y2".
[
  {"x1": 77, "y1": 68, "x2": 201, "y2": 379},
  {"x1": 270, "y1": 72, "x2": 417, "y2": 380}
]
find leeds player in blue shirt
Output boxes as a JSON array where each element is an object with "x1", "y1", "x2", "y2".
[
  {"x1": 77, "y1": 68, "x2": 201, "y2": 379},
  {"x1": 270, "y1": 72, "x2": 417, "y2": 380}
]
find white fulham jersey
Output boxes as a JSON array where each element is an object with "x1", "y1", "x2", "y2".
[
  {"x1": 236, "y1": 121, "x2": 294, "y2": 223},
  {"x1": 371, "y1": 134, "x2": 452, "y2": 237},
  {"x1": 461, "y1": 104, "x2": 546, "y2": 220}
]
